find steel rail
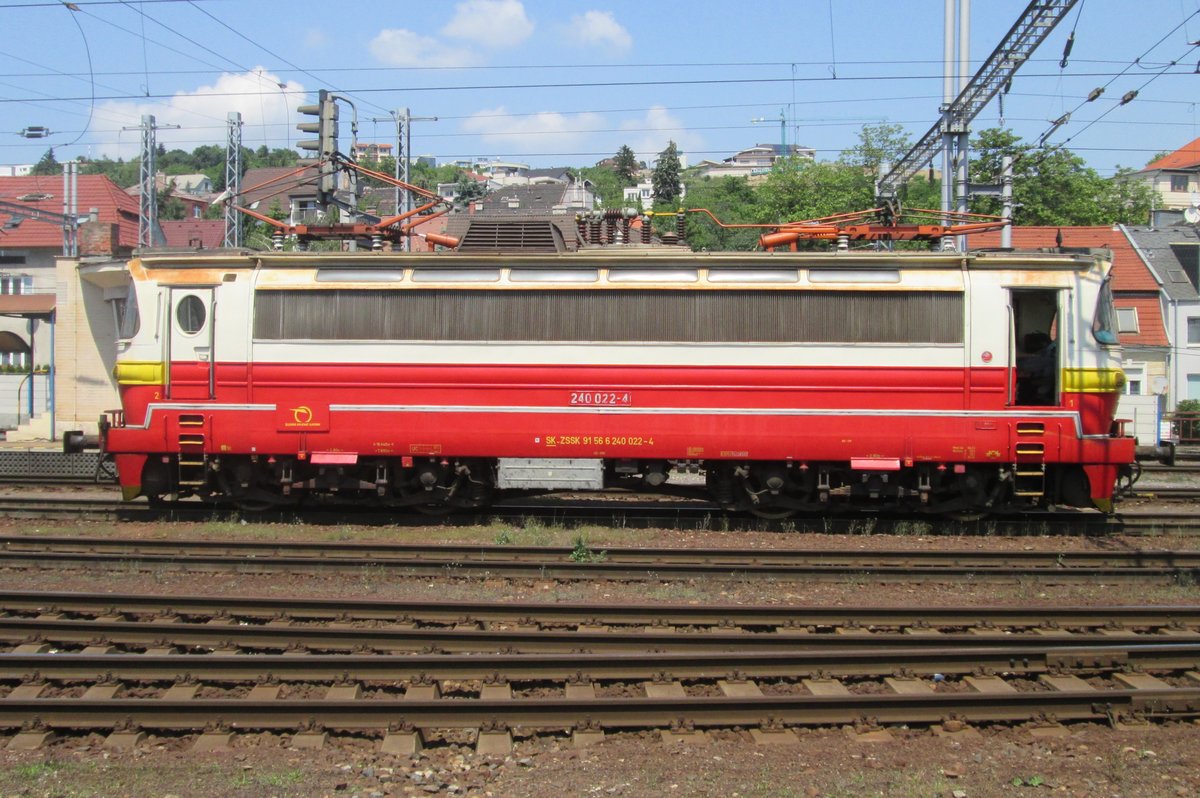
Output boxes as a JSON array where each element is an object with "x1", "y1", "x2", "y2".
[
  {"x1": 0, "y1": 495, "x2": 1196, "y2": 534},
  {"x1": 0, "y1": 550, "x2": 1192, "y2": 582},
  {"x1": 2, "y1": 548, "x2": 1197, "y2": 583},
  {"x1": 4, "y1": 617, "x2": 1198, "y2": 654},
  {"x1": 7, "y1": 590, "x2": 1200, "y2": 629},
  {"x1": 3, "y1": 644, "x2": 1199, "y2": 682},
  {"x1": 6, "y1": 534, "x2": 1200, "y2": 569},
  {"x1": 2, "y1": 689, "x2": 1198, "y2": 733}
]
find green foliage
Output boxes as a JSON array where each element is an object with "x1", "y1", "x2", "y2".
[
  {"x1": 757, "y1": 158, "x2": 874, "y2": 223},
  {"x1": 839, "y1": 122, "x2": 912, "y2": 174},
  {"x1": 1176, "y1": 398, "x2": 1200, "y2": 440},
  {"x1": 614, "y1": 144, "x2": 639, "y2": 185},
  {"x1": 1012, "y1": 775, "x2": 1046, "y2": 787},
  {"x1": 579, "y1": 164, "x2": 627, "y2": 207},
  {"x1": 30, "y1": 147, "x2": 59, "y2": 176},
  {"x1": 683, "y1": 175, "x2": 760, "y2": 250},
  {"x1": 970, "y1": 128, "x2": 1152, "y2": 226},
  {"x1": 652, "y1": 140, "x2": 682, "y2": 203},
  {"x1": 569, "y1": 535, "x2": 606, "y2": 563},
  {"x1": 455, "y1": 173, "x2": 488, "y2": 205}
]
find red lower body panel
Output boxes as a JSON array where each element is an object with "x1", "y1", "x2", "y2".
[{"x1": 108, "y1": 361, "x2": 1133, "y2": 498}]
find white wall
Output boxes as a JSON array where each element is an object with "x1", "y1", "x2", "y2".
[{"x1": 0, "y1": 373, "x2": 49, "y2": 430}]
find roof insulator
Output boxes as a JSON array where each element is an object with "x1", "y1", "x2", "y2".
[
  {"x1": 1086, "y1": 87, "x2": 1104, "y2": 102},
  {"x1": 1119, "y1": 90, "x2": 1138, "y2": 106},
  {"x1": 1059, "y1": 31, "x2": 1075, "y2": 69}
]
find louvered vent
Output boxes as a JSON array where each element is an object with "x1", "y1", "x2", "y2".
[{"x1": 458, "y1": 220, "x2": 563, "y2": 253}]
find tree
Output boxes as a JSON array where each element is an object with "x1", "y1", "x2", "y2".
[
  {"x1": 757, "y1": 159, "x2": 874, "y2": 225},
  {"x1": 578, "y1": 165, "x2": 625, "y2": 208},
  {"x1": 614, "y1": 144, "x2": 639, "y2": 185},
  {"x1": 682, "y1": 176, "x2": 759, "y2": 251},
  {"x1": 839, "y1": 123, "x2": 912, "y2": 175},
  {"x1": 970, "y1": 128, "x2": 1152, "y2": 226},
  {"x1": 651, "y1": 140, "x2": 682, "y2": 204},
  {"x1": 30, "y1": 148, "x2": 59, "y2": 176},
  {"x1": 454, "y1": 173, "x2": 487, "y2": 205}
]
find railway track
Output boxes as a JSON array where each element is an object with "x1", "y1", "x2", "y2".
[
  {"x1": 9, "y1": 589, "x2": 1200, "y2": 629},
  {"x1": 0, "y1": 494, "x2": 1198, "y2": 535},
  {"x1": 3, "y1": 535, "x2": 1200, "y2": 582},
  {"x1": 4, "y1": 591, "x2": 1200, "y2": 750}
]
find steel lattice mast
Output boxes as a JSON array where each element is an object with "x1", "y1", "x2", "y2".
[
  {"x1": 876, "y1": 0, "x2": 1079, "y2": 206},
  {"x1": 224, "y1": 112, "x2": 243, "y2": 248}
]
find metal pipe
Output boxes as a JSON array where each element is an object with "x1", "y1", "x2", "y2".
[
  {"x1": 49, "y1": 313, "x2": 55, "y2": 442},
  {"x1": 944, "y1": 0, "x2": 955, "y2": 104},
  {"x1": 955, "y1": 0, "x2": 971, "y2": 251},
  {"x1": 958, "y1": 0, "x2": 970, "y2": 94}
]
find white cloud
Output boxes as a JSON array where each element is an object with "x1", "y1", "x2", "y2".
[
  {"x1": 93, "y1": 69, "x2": 305, "y2": 160},
  {"x1": 442, "y1": 0, "x2": 533, "y2": 46},
  {"x1": 619, "y1": 106, "x2": 703, "y2": 166},
  {"x1": 567, "y1": 11, "x2": 631, "y2": 53},
  {"x1": 368, "y1": 28, "x2": 477, "y2": 68},
  {"x1": 302, "y1": 28, "x2": 328, "y2": 49},
  {"x1": 461, "y1": 105, "x2": 604, "y2": 152}
]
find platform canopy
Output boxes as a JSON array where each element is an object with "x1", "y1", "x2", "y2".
[{"x1": 0, "y1": 294, "x2": 54, "y2": 320}]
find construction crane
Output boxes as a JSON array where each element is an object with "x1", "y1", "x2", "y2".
[
  {"x1": 751, "y1": 109, "x2": 787, "y2": 153},
  {"x1": 876, "y1": 0, "x2": 1079, "y2": 217}
]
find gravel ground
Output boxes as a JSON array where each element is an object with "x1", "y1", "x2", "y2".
[{"x1": 2, "y1": 514, "x2": 1199, "y2": 797}]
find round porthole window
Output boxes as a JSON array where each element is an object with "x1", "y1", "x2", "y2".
[{"x1": 176, "y1": 295, "x2": 206, "y2": 334}]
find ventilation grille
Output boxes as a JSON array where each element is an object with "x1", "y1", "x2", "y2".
[{"x1": 254, "y1": 289, "x2": 964, "y2": 344}]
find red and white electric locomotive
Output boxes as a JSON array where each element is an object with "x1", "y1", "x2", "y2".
[{"x1": 95, "y1": 244, "x2": 1134, "y2": 516}]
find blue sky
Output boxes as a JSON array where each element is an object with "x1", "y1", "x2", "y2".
[{"x1": 1, "y1": 0, "x2": 1197, "y2": 177}]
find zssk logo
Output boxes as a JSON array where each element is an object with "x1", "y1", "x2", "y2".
[{"x1": 278, "y1": 404, "x2": 325, "y2": 430}]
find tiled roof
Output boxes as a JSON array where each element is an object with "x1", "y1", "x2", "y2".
[
  {"x1": 971, "y1": 226, "x2": 1167, "y2": 347},
  {"x1": 1121, "y1": 226, "x2": 1200, "y2": 302},
  {"x1": 237, "y1": 165, "x2": 321, "y2": 208},
  {"x1": 1139, "y1": 137, "x2": 1200, "y2": 172},
  {"x1": 0, "y1": 174, "x2": 139, "y2": 250},
  {"x1": 971, "y1": 226, "x2": 1160, "y2": 291},
  {"x1": 160, "y1": 219, "x2": 224, "y2": 249}
]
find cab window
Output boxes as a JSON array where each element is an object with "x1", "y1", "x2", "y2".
[{"x1": 1093, "y1": 279, "x2": 1118, "y2": 344}]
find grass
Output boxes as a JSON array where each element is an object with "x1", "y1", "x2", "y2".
[
  {"x1": 233, "y1": 769, "x2": 306, "y2": 789},
  {"x1": 10, "y1": 761, "x2": 63, "y2": 780}
]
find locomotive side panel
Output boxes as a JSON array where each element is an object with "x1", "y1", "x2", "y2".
[{"x1": 101, "y1": 251, "x2": 1134, "y2": 514}]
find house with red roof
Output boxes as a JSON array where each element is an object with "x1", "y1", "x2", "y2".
[
  {"x1": 0, "y1": 173, "x2": 142, "y2": 434},
  {"x1": 0, "y1": 174, "x2": 138, "y2": 375},
  {"x1": 1132, "y1": 136, "x2": 1200, "y2": 213},
  {"x1": 160, "y1": 219, "x2": 224, "y2": 250},
  {"x1": 971, "y1": 226, "x2": 1170, "y2": 425}
]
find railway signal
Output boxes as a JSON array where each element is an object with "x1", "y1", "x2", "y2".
[{"x1": 296, "y1": 89, "x2": 339, "y2": 205}]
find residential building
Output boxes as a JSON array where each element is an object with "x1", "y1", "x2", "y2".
[
  {"x1": 1130, "y1": 137, "x2": 1200, "y2": 212},
  {"x1": 160, "y1": 219, "x2": 224, "y2": 250},
  {"x1": 1122, "y1": 223, "x2": 1200, "y2": 406},
  {"x1": 694, "y1": 143, "x2": 815, "y2": 181},
  {"x1": 124, "y1": 171, "x2": 214, "y2": 220},
  {"x1": 0, "y1": 165, "x2": 34, "y2": 177},
  {"x1": 436, "y1": 172, "x2": 497, "y2": 204},
  {"x1": 0, "y1": 174, "x2": 138, "y2": 386},
  {"x1": 622, "y1": 179, "x2": 685, "y2": 210},
  {"x1": 238, "y1": 164, "x2": 324, "y2": 224},
  {"x1": 352, "y1": 142, "x2": 393, "y2": 162}
]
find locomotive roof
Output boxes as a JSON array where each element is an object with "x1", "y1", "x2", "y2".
[{"x1": 134, "y1": 247, "x2": 1112, "y2": 271}]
